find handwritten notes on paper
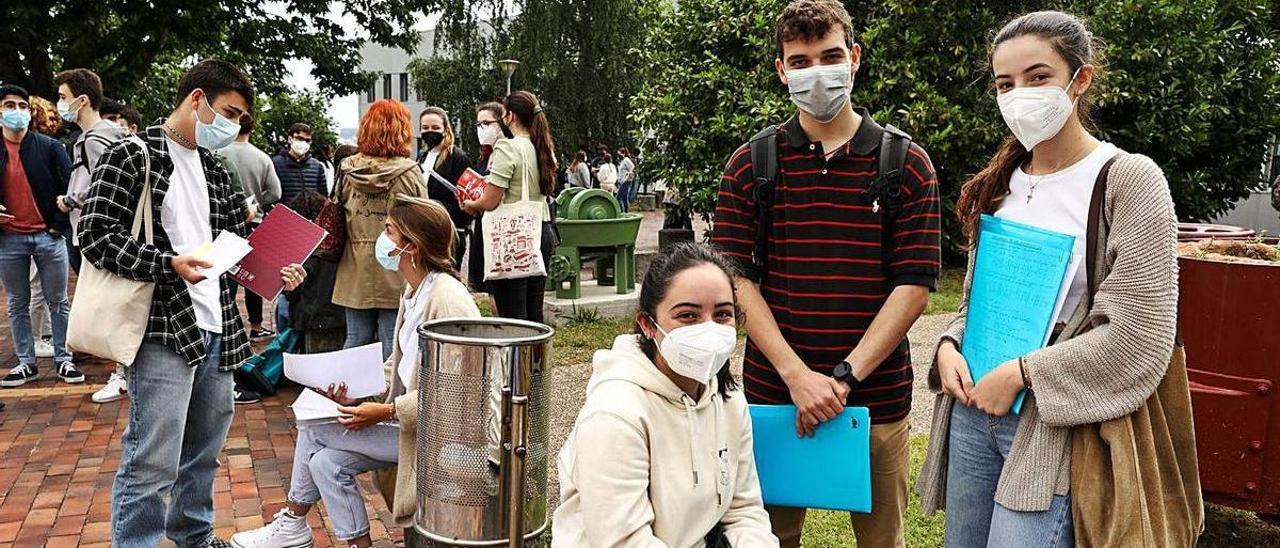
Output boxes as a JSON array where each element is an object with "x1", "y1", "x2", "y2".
[{"x1": 962, "y1": 215, "x2": 1076, "y2": 414}]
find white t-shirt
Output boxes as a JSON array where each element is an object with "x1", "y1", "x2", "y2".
[
  {"x1": 420, "y1": 148, "x2": 441, "y2": 182},
  {"x1": 162, "y1": 136, "x2": 222, "y2": 333},
  {"x1": 996, "y1": 141, "x2": 1119, "y2": 323},
  {"x1": 397, "y1": 273, "x2": 438, "y2": 387}
]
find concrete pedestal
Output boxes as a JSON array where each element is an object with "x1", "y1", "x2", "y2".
[{"x1": 543, "y1": 279, "x2": 641, "y2": 323}]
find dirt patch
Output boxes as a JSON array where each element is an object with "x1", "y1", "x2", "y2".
[{"x1": 1178, "y1": 240, "x2": 1280, "y2": 264}]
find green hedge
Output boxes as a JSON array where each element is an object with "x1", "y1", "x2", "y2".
[{"x1": 632, "y1": 0, "x2": 1280, "y2": 258}]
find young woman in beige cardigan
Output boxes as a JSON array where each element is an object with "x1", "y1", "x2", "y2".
[
  {"x1": 915, "y1": 11, "x2": 1183, "y2": 547},
  {"x1": 232, "y1": 198, "x2": 480, "y2": 548}
]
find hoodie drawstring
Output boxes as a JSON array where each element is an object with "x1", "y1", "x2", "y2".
[
  {"x1": 681, "y1": 393, "x2": 699, "y2": 488},
  {"x1": 713, "y1": 393, "x2": 725, "y2": 506}
]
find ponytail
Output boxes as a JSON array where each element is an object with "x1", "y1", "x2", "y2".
[
  {"x1": 955, "y1": 136, "x2": 1028, "y2": 247},
  {"x1": 503, "y1": 91, "x2": 558, "y2": 197}
]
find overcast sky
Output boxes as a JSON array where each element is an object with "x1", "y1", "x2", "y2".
[{"x1": 270, "y1": 2, "x2": 442, "y2": 130}]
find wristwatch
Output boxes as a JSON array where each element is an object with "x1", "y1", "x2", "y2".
[{"x1": 832, "y1": 360, "x2": 860, "y2": 387}]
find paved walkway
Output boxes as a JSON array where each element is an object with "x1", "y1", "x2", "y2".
[{"x1": 0, "y1": 306, "x2": 402, "y2": 548}]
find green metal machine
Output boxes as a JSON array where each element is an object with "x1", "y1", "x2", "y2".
[{"x1": 546, "y1": 188, "x2": 643, "y2": 299}]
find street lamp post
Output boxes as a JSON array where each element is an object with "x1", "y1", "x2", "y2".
[{"x1": 498, "y1": 59, "x2": 520, "y2": 96}]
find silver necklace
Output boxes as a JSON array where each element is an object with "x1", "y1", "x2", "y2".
[
  {"x1": 164, "y1": 122, "x2": 197, "y2": 149},
  {"x1": 1025, "y1": 147, "x2": 1093, "y2": 203}
]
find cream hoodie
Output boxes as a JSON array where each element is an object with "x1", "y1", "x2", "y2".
[{"x1": 552, "y1": 335, "x2": 778, "y2": 548}]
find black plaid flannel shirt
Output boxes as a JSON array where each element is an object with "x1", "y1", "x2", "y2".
[{"x1": 79, "y1": 124, "x2": 250, "y2": 371}]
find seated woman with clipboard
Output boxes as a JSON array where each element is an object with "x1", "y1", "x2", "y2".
[{"x1": 553, "y1": 243, "x2": 779, "y2": 547}]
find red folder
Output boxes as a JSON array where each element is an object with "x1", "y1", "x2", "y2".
[
  {"x1": 233, "y1": 205, "x2": 328, "y2": 300},
  {"x1": 456, "y1": 168, "x2": 487, "y2": 202}
]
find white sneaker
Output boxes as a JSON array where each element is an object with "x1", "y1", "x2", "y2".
[
  {"x1": 34, "y1": 340, "x2": 54, "y2": 358},
  {"x1": 91, "y1": 371, "x2": 129, "y2": 403},
  {"x1": 230, "y1": 509, "x2": 314, "y2": 548}
]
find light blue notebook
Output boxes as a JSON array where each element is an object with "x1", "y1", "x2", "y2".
[
  {"x1": 749, "y1": 404, "x2": 871, "y2": 513},
  {"x1": 963, "y1": 214, "x2": 1077, "y2": 414}
]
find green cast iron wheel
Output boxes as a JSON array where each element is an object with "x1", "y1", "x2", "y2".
[
  {"x1": 547, "y1": 254, "x2": 575, "y2": 281},
  {"x1": 565, "y1": 189, "x2": 621, "y2": 220},
  {"x1": 556, "y1": 187, "x2": 587, "y2": 216}
]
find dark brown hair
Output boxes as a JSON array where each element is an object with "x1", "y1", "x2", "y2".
[
  {"x1": 634, "y1": 242, "x2": 741, "y2": 398},
  {"x1": 503, "y1": 91, "x2": 558, "y2": 196},
  {"x1": 388, "y1": 197, "x2": 462, "y2": 279},
  {"x1": 288, "y1": 122, "x2": 313, "y2": 137},
  {"x1": 955, "y1": 10, "x2": 1101, "y2": 246},
  {"x1": 176, "y1": 59, "x2": 255, "y2": 110},
  {"x1": 476, "y1": 102, "x2": 504, "y2": 121},
  {"x1": 238, "y1": 112, "x2": 255, "y2": 136},
  {"x1": 53, "y1": 69, "x2": 103, "y2": 110},
  {"x1": 775, "y1": 0, "x2": 855, "y2": 60}
]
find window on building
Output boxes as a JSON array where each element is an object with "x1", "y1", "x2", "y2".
[
  {"x1": 383, "y1": 74, "x2": 392, "y2": 100},
  {"x1": 400, "y1": 73, "x2": 410, "y2": 102},
  {"x1": 367, "y1": 82, "x2": 376, "y2": 104}
]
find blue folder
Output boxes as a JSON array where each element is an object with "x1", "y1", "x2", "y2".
[
  {"x1": 963, "y1": 215, "x2": 1076, "y2": 414},
  {"x1": 749, "y1": 404, "x2": 871, "y2": 513}
]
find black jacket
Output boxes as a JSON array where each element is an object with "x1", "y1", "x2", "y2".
[
  {"x1": 272, "y1": 152, "x2": 327, "y2": 204},
  {"x1": 417, "y1": 145, "x2": 474, "y2": 230},
  {"x1": 0, "y1": 131, "x2": 73, "y2": 233}
]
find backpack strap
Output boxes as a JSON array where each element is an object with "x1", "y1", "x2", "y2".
[
  {"x1": 870, "y1": 124, "x2": 912, "y2": 218},
  {"x1": 748, "y1": 125, "x2": 779, "y2": 280},
  {"x1": 871, "y1": 124, "x2": 913, "y2": 272}
]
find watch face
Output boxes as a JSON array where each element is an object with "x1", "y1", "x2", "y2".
[{"x1": 833, "y1": 361, "x2": 851, "y2": 379}]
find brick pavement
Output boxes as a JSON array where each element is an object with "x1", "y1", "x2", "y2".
[{"x1": 0, "y1": 304, "x2": 405, "y2": 547}]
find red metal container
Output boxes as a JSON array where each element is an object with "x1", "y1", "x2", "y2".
[{"x1": 1180, "y1": 249, "x2": 1280, "y2": 515}]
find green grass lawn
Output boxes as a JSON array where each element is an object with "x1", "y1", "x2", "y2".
[{"x1": 925, "y1": 267, "x2": 965, "y2": 316}]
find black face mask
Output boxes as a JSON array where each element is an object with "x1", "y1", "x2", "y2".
[{"x1": 420, "y1": 131, "x2": 445, "y2": 149}]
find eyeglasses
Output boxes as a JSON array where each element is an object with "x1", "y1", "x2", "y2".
[
  {"x1": 292, "y1": 136, "x2": 313, "y2": 143},
  {"x1": 475, "y1": 121, "x2": 498, "y2": 129},
  {"x1": 0, "y1": 101, "x2": 30, "y2": 112}
]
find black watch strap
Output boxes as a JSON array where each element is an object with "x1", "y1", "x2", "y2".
[{"x1": 834, "y1": 360, "x2": 859, "y2": 386}]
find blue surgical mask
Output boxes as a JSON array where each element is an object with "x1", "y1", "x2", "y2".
[
  {"x1": 194, "y1": 96, "x2": 240, "y2": 150},
  {"x1": 57, "y1": 99, "x2": 79, "y2": 123},
  {"x1": 1, "y1": 109, "x2": 30, "y2": 132},
  {"x1": 375, "y1": 232, "x2": 410, "y2": 271}
]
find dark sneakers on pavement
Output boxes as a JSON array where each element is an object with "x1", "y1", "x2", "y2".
[{"x1": 1, "y1": 364, "x2": 37, "y2": 387}]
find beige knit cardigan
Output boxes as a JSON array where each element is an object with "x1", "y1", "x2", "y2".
[{"x1": 915, "y1": 152, "x2": 1180, "y2": 513}]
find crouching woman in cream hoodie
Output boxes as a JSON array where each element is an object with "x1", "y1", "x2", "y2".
[{"x1": 553, "y1": 243, "x2": 778, "y2": 548}]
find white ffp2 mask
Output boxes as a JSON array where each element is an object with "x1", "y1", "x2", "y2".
[
  {"x1": 997, "y1": 68, "x2": 1081, "y2": 151},
  {"x1": 653, "y1": 320, "x2": 737, "y2": 384}
]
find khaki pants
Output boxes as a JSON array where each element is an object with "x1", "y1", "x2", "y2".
[{"x1": 766, "y1": 418, "x2": 910, "y2": 548}]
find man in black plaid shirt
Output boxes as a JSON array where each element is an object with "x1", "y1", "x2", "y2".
[{"x1": 79, "y1": 60, "x2": 305, "y2": 548}]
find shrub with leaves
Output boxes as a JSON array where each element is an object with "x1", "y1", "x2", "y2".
[{"x1": 632, "y1": 0, "x2": 1280, "y2": 257}]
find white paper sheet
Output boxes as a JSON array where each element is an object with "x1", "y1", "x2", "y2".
[
  {"x1": 290, "y1": 389, "x2": 346, "y2": 423},
  {"x1": 283, "y1": 343, "x2": 386, "y2": 398},
  {"x1": 1044, "y1": 253, "x2": 1083, "y2": 345},
  {"x1": 193, "y1": 230, "x2": 253, "y2": 280}
]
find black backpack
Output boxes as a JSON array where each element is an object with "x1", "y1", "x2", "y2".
[{"x1": 746, "y1": 123, "x2": 912, "y2": 280}]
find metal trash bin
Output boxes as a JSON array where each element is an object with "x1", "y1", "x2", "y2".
[{"x1": 413, "y1": 318, "x2": 553, "y2": 547}]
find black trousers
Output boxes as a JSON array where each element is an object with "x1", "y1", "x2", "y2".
[
  {"x1": 240, "y1": 285, "x2": 264, "y2": 325},
  {"x1": 488, "y1": 222, "x2": 555, "y2": 324}
]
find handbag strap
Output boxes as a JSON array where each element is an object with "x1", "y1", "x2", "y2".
[
  {"x1": 128, "y1": 137, "x2": 154, "y2": 245},
  {"x1": 517, "y1": 142, "x2": 534, "y2": 203}
]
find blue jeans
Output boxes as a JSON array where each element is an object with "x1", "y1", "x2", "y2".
[
  {"x1": 616, "y1": 181, "x2": 633, "y2": 213},
  {"x1": 112, "y1": 331, "x2": 232, "y2": 547},
  {"x1": 343, "y1": 307, "x2": 397, "y2": 360},
  {"x1": 0, "y1": 232, "x2": 71, "y2": 364},
  {"x1": 274, "y1": 294, "x2": 290, "y2": 331},
  {"x1": 288, "y1": 422, "x2": 398, "y2": 540},
  {"x1": 945, "y1": 401, "x2": 1074, "y2": 548}
]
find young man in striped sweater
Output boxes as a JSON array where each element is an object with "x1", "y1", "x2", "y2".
[{"x1": 711, "y1": 1, "x2": 941, "y2": 546}]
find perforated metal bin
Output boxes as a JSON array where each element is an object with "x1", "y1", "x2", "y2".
[{"x1": 413, "y1": 318, "x2": 553, "y2": 547}]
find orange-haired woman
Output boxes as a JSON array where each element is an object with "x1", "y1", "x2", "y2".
[{"x1": 332, "y1": 99, "x2": 428, "y2": 359}]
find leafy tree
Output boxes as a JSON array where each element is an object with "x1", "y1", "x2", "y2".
[
  {"x1": 2, "y1": 0, "x2": 437, "y2": 101},
  {"x1": 250, "y1": 90, "x2": 338, "y2": 156},
  {"x1": 633, "y1": 0, "x2": 1280, "y2": 256},
  {"x1": 418, "y1": 0, "x2": 655, "y2": 161}
]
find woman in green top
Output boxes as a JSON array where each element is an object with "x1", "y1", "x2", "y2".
[{"x1": 462, "y1": 90, "x2": 558, "y2": 322}]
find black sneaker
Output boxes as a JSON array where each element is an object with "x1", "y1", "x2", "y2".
[
  {"x1": 1, "y1": 364, "x2": 37, "y2": 387},
  {"x1": 207, "y1": 538, "x2": 234, "y2": 548},
  {"x1": 58, "y1": 362, "x2": 85, "y2": 384},
  {"x1": 249, "y1": 328, "x2": 276, "y2": 342},
  {"x1": 234, "y1": 389, "x2": 261, "y2": 405}
]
